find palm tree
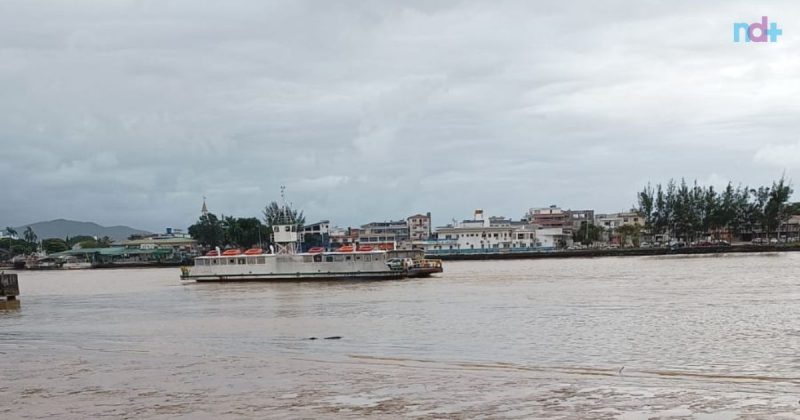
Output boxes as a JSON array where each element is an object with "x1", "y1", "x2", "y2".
[{"x1": 23, "y1": 226, "x2": 37, "y2": 244}]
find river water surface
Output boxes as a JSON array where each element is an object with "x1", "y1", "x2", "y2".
[{"x1": 2, "y1": 253, "x2": 800, "y2": 419}]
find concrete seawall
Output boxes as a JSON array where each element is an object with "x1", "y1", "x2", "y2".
[{"x1": 427, "y1": 245, "x2": 800, "y2": 261}]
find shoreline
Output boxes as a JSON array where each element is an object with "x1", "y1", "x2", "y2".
[{"x1": 427, "y1": 244, "x2": 800, "y2": 261}]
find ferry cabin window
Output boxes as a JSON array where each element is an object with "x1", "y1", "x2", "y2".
[
  {"x1": 238, "y1": 258, "x2": 246, "y2": 265},
  {"x1": 211, "y1": 258, "x2": 218, "y2": 265},
  {"x1": 229, "y1": 258, "x2": 236, "y2": 265},
  {"x1": 345, "y1": 256, "x2": 352, "y2": 261},
  {"x1": 364, "y1": 255, "x2": 371, "y2": 262},
  {"x1": 313, "y1": 254, "x2": 322, "y2": 263},
  {"x1": 334, "y1": 255, "x2": 344, "y2": 262},
  {"x1": 325, "y1": 256, "x2": 334, "y2": 262},
  {"x1": 303, "y1": 255, "x2": 312, "y2": 263},
  {"x1": 256, "y1": 257, "x2": 266, "y2": 264},
  {"x1": 246, "y1": 257, "x2": 257, "y2": 264}
]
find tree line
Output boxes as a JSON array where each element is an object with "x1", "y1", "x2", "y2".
[
  {"x1": 637, "y1": 177, "x2": 796, "y2": 242},
  {"x1": 188, "y1": 201, "x2": 306, "y2": 248},
  {"x1": 1, "y1": 226, "x2": 115, "y2": 257}
]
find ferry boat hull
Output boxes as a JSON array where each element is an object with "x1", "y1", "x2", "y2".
[
  {"x1": 181, "y1": 249, "x2": 442, "y2": 282},
  {"x1": 182, "y1": 270, "x2": 410, "y2": 282}
]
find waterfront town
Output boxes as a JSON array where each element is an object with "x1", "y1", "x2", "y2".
[{"x1": 2, "y1": 179, "x2": 799, "y2": 269}]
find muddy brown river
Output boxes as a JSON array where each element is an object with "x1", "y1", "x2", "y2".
[{"x1": 2, "y1": 253, "x2": 800, "y2": 418}]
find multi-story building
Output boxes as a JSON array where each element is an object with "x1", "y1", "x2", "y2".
[
  {"x1": 425, "y1": 209, "x2": 562, "y2": 253},
  {"x1": 594, "y1": 211, "x2": 643, "y2": 229},
  {"x1": 407, "y1": 213, "x2": 432, "y2": 241},
  {"x1": 358, "y1": 220, "x2": 409, "y2": 246},
  {"x1": 566, "y1": 209, "x2": 595, "y2": 233},
  {"x1": 329, "y1": 226, "x2": 359, "y2": 248},
  {"x1": 300, "y1": 220, "x2": 330, "y2": 250},
  {"x1": 593, "y1": 211, "x2": 644, "y2": 246},
  {"x1": 528, "y1": 206, "x2": 569, "y2": 229}
]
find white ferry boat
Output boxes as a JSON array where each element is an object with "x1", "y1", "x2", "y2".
[{"x1": 180, "y1": 220, "x2": 442, "y2": 282}]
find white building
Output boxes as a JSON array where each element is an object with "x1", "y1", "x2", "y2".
[
  {"x1": 0, "y1": 231, "x2": 19, "y2": 240},
  {"x1": 594, "y1": 211, "x2": 643, "y2": 229},
  {"x1": 407, "y1": 213, "x2": 432, "y2": 241},
  {"x1": 425, "y1": 209, "x2": 562, "y2": 253}
]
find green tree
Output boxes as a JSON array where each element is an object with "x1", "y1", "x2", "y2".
[
  {"x1": 638, "y1": 177, "x2": 793, "y2": 243},
  {"x1": 263, "y1": 201, "x2": 305, "y2": 228},
  {"x1": 5, "y1": 227, "x2": 18, "y2": 238},
  {"x1": 188, "y1": 213, "x2": 225, "y2": 248},
  {"x1": 77, "y1": 239, "x2": 99, "y2": 249},
  {"x1": 97, "y1": 236, "x2": 113, "y2": 247},
  {"x1": 616, "y1": 224, "x2": 642, "y2": 247},
  {"x1": 235, "y1": 217, "x2": 269, "y2": 248},
  {"x1": 10, "y1": 242, "x2": 35, "y2": 255},
  {"x1": 67, "y1": 235, "x2": 96, "y2": 247},
  {"x1": 572, "y1": 222, "x2": 603, "y2": 246},
  {"x1": 766, "y1": 176, "x2": 793, "y2": 241},
  {"x1": 42, "y1": 238, "x2": 69, "y2": 253}
]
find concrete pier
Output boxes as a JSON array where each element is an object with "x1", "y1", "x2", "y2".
[{"x1": 1, "y1": 273, "x2": 20, "y2": 310}]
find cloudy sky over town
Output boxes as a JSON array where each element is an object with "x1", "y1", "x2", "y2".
[{"x1": 1, "y1": 1, "x2": 799, "y2": 231}]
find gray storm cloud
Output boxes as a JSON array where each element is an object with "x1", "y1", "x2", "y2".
[{"x1": 1, "y1": 0, "x2": 798, "y2": 231}]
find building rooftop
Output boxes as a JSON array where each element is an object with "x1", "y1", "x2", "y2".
[{"x1": 118, "y1": 237, "x2": 198, "y2": 246}]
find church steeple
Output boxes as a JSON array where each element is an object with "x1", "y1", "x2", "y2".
[{"x1": 201, "y1": 197, "x2": 208, "y2": 216}]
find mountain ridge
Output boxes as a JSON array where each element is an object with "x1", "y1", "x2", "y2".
[{"x1": 11, "y1": 219, "x2": 152, "y2": 242}]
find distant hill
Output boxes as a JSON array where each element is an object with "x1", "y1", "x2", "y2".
[{"x1": 13, "y1": 219, "x2": 152, "y2": 242}]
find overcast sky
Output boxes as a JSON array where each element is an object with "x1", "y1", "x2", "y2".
[{"x1": 1, "y1": 1, "x2": 798, "y2": 231}]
